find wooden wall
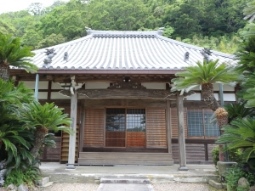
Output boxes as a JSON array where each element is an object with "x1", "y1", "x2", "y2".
[
  {"x1": 82, "y1": 107, "x2": 168, "y2": 149},
  {"x1": 84, "y1": 109, "x2": 104, "y2": 147},
  {"x1": 146, "y1": 108, "x2": 167, "y2": 148}
]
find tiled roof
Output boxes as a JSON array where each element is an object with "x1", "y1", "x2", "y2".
[{"x1": 32, "y1": 29, "x2": 235, "y2": 74}]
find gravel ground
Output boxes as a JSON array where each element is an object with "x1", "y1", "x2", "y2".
[{"x1": 37, "y1": 182, "x2": 223, "y2": 191}]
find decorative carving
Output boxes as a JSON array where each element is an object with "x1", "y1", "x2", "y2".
[
  {"x1": 63, "y1": 52, "x2": 68, "y2": 61},
  {"x1": 43, "y1": 48, "x2": 56, "y2": 66},
  {"x1": 77, "y1": 89, "x2": 176, "y2": 99},
  {"x1": 108, "y1": 77, "x2": 146, "y2": 89},
  {"x1": 200, "y1": 48, "x2": 212, "y2": 62}
]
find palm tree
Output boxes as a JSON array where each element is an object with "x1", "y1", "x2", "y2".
[
  {"x1": 171, "y1": 59, "x2": 238, "y2": 111},
  {"x1": 18, "y1": 101, "x2": 71, "y2": 158},
  {"x1": 0, "y1": 79, "x2": 35, "y2": 168},
  {"x1": 171, "y1": 59, "x2": 238, "y2": 161},
  {"x1": 244, "y1": 0, "x2": 255, "y2": 22},
  {"x1": 0, "y1": 33, "x2": 38, "y2": 80}
]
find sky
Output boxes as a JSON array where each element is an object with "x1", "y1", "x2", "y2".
[{"x1": 0, "y1": 0, "x2": 69, "y2": 14}]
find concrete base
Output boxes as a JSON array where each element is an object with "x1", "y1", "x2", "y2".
[
  {"x1": 208, "y1": 179, "x2": 226, "y2": 189},
  {"x1": 66, "y1": 164, "x2": 76, "y2": 169},
  {"x1": 217, "y1": 161, "x2": 237, "y2": 177},
  {"x1": 178, "y1": 166, "x2": 189, "y2": 171}
]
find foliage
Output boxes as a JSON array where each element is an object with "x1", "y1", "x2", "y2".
[
  {"x1": 225, "y1": 166, "x2": 245, "y2": 188},
  {"x1": 86, "y1": 0, "x2": 154, "y2": 30},
  {"x1": 36, "y1": 33, "x2": 66, "y2": 49},
  {"x1": 0, "y1": 79, "x2": 35, "y2": 167},
  {"x1": 217, "y1": 118, "x2": 255, "y2": 162},
  {"x1": 0, "y1": 33, "x2": 37, "y2": 79},
  {"x1": 19, "y1": 101, "x2": 71, "y2": 133},
  {"x1": 17, "y1": 101, "x2": 71, "y2": 158},
  {"x1": 224, "y1": 101, "x2": 255, "y2": 123},
  {"x1": 0, "y1": 0, "x2": 247, "y2": 50},
  {"x1": 236, "y1": 35, "x2": 255, "y2": 108},
  {"x1": 212, "y1": 146, "x2": 243, "y2": 166},
  {"x1": 178, "y1": 34, "x2": 241, "y2": 54},
  {"x1": 4, "y1": 165, "x2": 41, "y2": 187},
  {"x1": 243, "y1": 0, "x2": 255, "y2": 22},
  {"x1": 225, "y1": 166, "x2": 255, "y2": 190},
  {"x1": 171, "y1": 60, "x2": 238, "y2": 94}
]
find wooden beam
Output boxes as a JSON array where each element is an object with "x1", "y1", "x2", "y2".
[{"x1": 60, "y1": 89, "x2": 176, "y2": 100}]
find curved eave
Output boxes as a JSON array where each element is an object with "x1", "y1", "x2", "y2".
[{"x1": 37, "y1": 68, "x2": 183, "y2": 75}]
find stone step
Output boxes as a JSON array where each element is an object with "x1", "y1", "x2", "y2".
[
  {"x1": 100, "y1": 177, "x2": 150, "y2": 184},
  {"x1": 37, "y1": 176, "x2": 53, "y2": 188}
]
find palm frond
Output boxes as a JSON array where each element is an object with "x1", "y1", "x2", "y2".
[
  {"x1": 217, "y1": 117, "x2": 255, "y2": 161},
  {"x1": 171, "y1": 60, "x2": 238, "y2": 92}
]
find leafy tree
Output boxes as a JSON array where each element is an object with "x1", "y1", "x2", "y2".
[
  {"x1": 86, "y1": 0, "x2": 155, "y2": 30},
  {"x1": 0, "y1": 33, "x2": 37, "y2": 80},
  {"x1": 39, "y1": 0, "x2": 86, "y2": 41},
  {"x1": 28, "y1": 2, "x2": 45, "y2": 16},
  {"x1": 18, "y1": 101, "x2": 71, "y2": 158},
  {"x1": 163, "y1": 2, "x2": 203, "y2": 38},
  {"x1": 37, "y1": 33, "x2": 66, "y2": 48}
]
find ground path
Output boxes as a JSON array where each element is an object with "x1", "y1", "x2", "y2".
[{"x1": 40, "y1": 182, "x2": 224, "y2": 191}]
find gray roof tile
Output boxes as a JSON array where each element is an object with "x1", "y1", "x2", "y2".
[{"x1": 32, "y1": 30, "x2": 235, "y2": 73}]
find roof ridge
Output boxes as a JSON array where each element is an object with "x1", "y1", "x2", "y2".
[{"x1": 88, "y1": 30, "x2": 159, "y2": 38}]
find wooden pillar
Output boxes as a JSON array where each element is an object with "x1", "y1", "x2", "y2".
[
  {"x1": 166, "y1": 100, "x2": 172, "y2": 154},
  {"x1": 34, "y1": 74, "x2": 39, "y2": 101},
  {"x1": 177, "y1": 94, "x2": 188, "y2": 171},
  {"x1": 66, "y1": 91, "x2": 78, "y2": 169}
]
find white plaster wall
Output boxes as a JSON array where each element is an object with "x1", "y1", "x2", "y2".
[
  {"x1": 142, "y1": 82, "x2": 165, "y2": 89},
  {"x1": 38, "y1": 92, "x2": 47, "y2": 99},
  {"x1": 51, "y1": 92, "x2": 70, "y2": 99},
  {"x1": 184, "y1": 84, "x2": 235, "y2": 91},
  {"x1": 52, "y1": 82, "x2": 63, "y2": 89},
  {"x1": 213, "y1": 84, "x2": 235, "y2": 91},
  {"x1": 186, "y1": 93, "x2": 201, "y2": 100},
  {"x1": 186, "y1": 92, "x2": 236, "y2": 101},
  {"x1": 23, "y1": 81, "x2": 48, "y2": 89}
]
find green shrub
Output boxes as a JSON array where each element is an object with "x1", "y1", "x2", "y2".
[
  {"x1": 4, "y1": 168, "x2": 24, "y2": 186},
  {"x1": 225, "y1": 167, "x2": 245, "y2": 189},
  {"x1": 212, "y1": 145, "x2": 243, "y2": 166},
  {"x1": 225, "y1": 166, "x2": 255, "y2": 191},
  {"x1": 4, "y1": 165, "x2": 41, "y2": 187}
]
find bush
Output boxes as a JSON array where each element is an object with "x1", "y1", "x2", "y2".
[
  {"x1": 4, "y1": 165, "x2": 41, "y2": 187},
  {"x1": 225, "y1": 167, "x2": 245, "y2": 189},
  {"x1": 212, "y1": 145, "x2": 243, "y2": 166},
  {"x1": 225, "y1": 166, "x2": 255, "y2": 191}
]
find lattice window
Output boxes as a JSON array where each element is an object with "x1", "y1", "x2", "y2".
[
  {"x1": 127, "y1": 109, "x2": 145, "y2": 132},
  {"x1": 187, "y1": 109, "x2": 219, "y2": 137},
  {"x1": 105, "y1": 108, "x2": 146, "y2": 147},
  {"x1": 106, "y1": 108, "x2": 125, "y2": 132}
]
